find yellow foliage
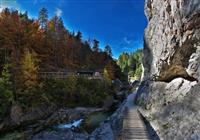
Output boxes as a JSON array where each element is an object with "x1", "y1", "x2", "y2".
[
  {"x1": 21, "y1": 49, "x2": 39, "y2": 89},
  {"x1": 103, "y1": 68, "x2": 112, "y2": 85}
]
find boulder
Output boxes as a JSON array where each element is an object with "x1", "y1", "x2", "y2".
[
  {"x1": 0, "y1": 104, "x2": 56, "y2": 135},
  {"x1": 90, "y1": 123, "x2": 114, "y2": 140},
  {"x1": 89, "y1": 100, "x2": 126, "y2": 140},
  {"x1": 30, "y1": 130, "x2": 89, "y2": 140}
]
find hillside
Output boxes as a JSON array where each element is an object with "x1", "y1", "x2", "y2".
[
  {"x1": 0, "y1": 8, "x2": 122, "y2": 77},
  {"x1": 0, "y1": 8, "x2": 127, "y2": 139}
]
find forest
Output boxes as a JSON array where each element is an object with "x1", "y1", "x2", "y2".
[
  {"x1": 0, "y1": 8, "x2": 126, "y2": 122},
  {"x1": 117, "y1": 49, "x2": 143, "y2": 81}
]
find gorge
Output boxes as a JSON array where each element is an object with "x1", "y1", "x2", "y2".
[{"x1": 0, "y1": 0, "x2": 200, "y2": 139}]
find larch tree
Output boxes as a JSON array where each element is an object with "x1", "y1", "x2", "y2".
[
  {"x1": 21, "y1": 49, "x2": 39, "y2": 90},
  {"x1": 103, "y1": 68, "x2": 112, "y2": 85}
]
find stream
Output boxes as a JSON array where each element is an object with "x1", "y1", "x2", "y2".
[
  {"x1": 54, "y1": 119, "x2": 84, "y2": 130},
  {"x1": 0, "y1": 110, "x2": 114, "y2": 140}
]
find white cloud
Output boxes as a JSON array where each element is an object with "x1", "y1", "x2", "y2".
[
  {"x1": 123, "y1": 37, "x2": 132, "y2": 45},
  {"x1": 55, "y1": 8, "x2": 62, "y2": 17},
  {"x1": 117, "y1": 37, "x2": 143, "y2": 52},
  {"x1": 0, "y1": 0, "x2": 20, "y2": 12}
]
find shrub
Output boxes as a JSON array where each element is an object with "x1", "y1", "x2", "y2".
[{"x1": 41, "y1": 77, "x2": 110, "y2": 108}]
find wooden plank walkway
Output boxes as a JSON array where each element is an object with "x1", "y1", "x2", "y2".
[{"x1": 122, "y1": 94, "x2": 150, "y2": 140}]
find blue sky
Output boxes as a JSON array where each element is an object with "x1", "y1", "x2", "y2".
[{"x1": 0, "y1": 0, "x2": 147, "y2": 58}]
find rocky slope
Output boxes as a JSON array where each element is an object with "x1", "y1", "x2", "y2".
[
  {"x1": 136, "y1": 0, "x2": 200, "y2": 139},
  {"x1": 30, "y1": 101, "x2": 126, "y2": 140}
]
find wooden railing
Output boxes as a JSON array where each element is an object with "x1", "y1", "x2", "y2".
[
  {"x1": 38, "y1": 72, "x2": 73, "y2": 79},
  {"x1": 38, "y1": 72, "x2": 103, "y2": 80}
]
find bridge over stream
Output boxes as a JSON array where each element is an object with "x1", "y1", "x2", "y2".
[{"x1": 38, "y1": 71, "x2": 103, "y2": 80}]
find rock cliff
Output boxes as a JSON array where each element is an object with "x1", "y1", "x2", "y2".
[{"x1": 136, "y1": 0, "x2": 200, "y2": 139}]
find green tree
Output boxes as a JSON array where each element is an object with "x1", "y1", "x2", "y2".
[
  {"x1": 117, "y1": 49, "x2": 143, "y2": 80},
  {"x1": 48, "y1": 16, "x2": 66, "y2": 67},
  {"x1": 134, "y1": 64, "x2": 142, "y2": 79},
  {"x1": 92, "y1": 39, "x2": 99, "y2": 52},
  {"x1": 104, "y1": 45, "x2": 112, "y2": 56},
  {"x1": 39, "y1": 7, "x2": 48, "y2": 30},
  {"x1": 117, "y1": 52, "x2": 129, "y2": 73},
  {"x1": 75, "y1": 31, "x2": 82, "y2": 41},
  {"x1": 20, "y1": 11, "x2": 28, "y2": 22},
  {"x1": 0, "y1": 64, "x2": 14, "y2": 119}
]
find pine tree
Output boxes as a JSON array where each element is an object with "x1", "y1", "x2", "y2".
[
  {"x1": 92, "y1": 39, "x2": 99, "y2": 52},
  {"x1": 39, "y1": 7, "x2": 48, "y2": 30},
  {"x1": 75, "y1": 31, "x2": 82, "y2": 41},
  {"x1": 104, "y1": 45, "x2": 112, "y2": 56},
  {"x1": 0, "y1": 64, "x2": 14, "y2": 118},
  {"x1": 20, "y1": 11, "x2": 28, "y2": 23}
]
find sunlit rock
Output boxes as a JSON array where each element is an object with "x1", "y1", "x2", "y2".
[{"x1": 136, "y1": 0, "x2": 200, "y2": 139}]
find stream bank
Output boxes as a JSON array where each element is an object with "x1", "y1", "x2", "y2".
[
  {"x1": 29, "y1": 96, "x2": 129, "y2": 140},
  {"x1": 0, "y1": 89, "x2": 129, "y2": 140}
]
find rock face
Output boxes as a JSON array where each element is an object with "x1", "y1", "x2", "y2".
[
  {"x1": 0, "y1": 104, "x2": 56, "y2": 135},
  {"x1": 136, "y1": 0, "x2": 200, "y2": 139}
]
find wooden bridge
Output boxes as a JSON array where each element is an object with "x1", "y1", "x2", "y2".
[
  {"x1": 38, "y1": 72, "x2": 73, "y2": 79},
  {"x1": 122, "y1": 93, "x2": 150, "y2": 140},
  {"x1": 38, "y1": 71, "x2": 103, "y2": 80}
]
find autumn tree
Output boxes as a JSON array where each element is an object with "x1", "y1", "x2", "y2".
[
  {"x1": 103, "y1": 68, "x2": 112, "y2": 85},
  {"x1": 0, "y1": 8, "x2": 124, "y2": 80},
  {"x1": 21, "y1": 49, "x2": 39, "y2": 90},
  {"x1": 105, "y1": 60, "x2": 116, "y2": 80}
]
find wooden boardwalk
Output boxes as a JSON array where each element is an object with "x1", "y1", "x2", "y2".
[{"x1": 122, "y1": 94, "x2": 150, "y2": 140}]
